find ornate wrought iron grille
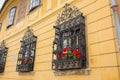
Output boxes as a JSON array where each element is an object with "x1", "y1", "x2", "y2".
[
  {"x1": 0, "y1": 41, "x2": 8, "y2": 73},
  {"x1": 16, "y1": 27, "x2": 37, "y2": 72},
  {"x1": 52, "y1": 4, "x2": 87, "y2": 70}
]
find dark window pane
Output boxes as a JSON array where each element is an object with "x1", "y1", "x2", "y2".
[
  {"x1": 8, "y1": 7, "x2": 16, "y2": 28},
  {"x1": 29, "y1": 0, "x2": 40, "y2": 12}
]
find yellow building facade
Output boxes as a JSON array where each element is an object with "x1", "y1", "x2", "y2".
[{"x1": 0, "y1": 0, "x2": 120, "y2": 80}]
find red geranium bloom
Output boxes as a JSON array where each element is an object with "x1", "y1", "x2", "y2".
[
  {"x1": 22, "y1": 58, "x2": 27, "y2": 64},
  {"x1": 63, "y1": 48, "x2": 71, "y2": 52},
  {"x1": 77, "y1": 54, "x2": 81, "y2": 58},
  {"x1": 29, "y1": 58, "x2": 33, "y2": 63},
  {"x1": 73, "y1": 49, "x2": 80, "y2": 55},
  {"x1": 61, "y1": 53, "x2": 67, "y2": 57}
]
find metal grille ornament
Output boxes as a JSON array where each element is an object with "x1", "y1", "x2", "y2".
[
  {"x1": 0, "y1": 41, "x2": 8, "y2": 73},
  {"x1": 16, "y1": 27, "x2": 37, "y2": 72},
  {"x1": 52, "y1": 4, "x2": 87, "y2": 70},
  {"x1": 55, "y1": 3, "x2": 82, "y2": 26}
]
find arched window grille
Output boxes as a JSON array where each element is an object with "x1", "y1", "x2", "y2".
[
  {"x1": 0, "y1": 41, "x2": 8, "y2": 73},
  {"x1": 52, "y1": 4, "x2": 87, "y2": 70},
  {"x1": 16, "y1": 27, "x2": 37, "y2": 72}
]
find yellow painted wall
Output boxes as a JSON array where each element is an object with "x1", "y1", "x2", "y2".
[{"x1": 0, "y1": 0, "x2": 119, "y2": 80}]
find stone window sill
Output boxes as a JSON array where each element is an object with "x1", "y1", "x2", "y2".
[{"x1": 54, "y1": 68, "x2": 91, "y2": 76}]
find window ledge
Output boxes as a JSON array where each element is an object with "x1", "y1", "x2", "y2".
[{"x1": 53, "y1": 68, "x2": 91, "y2": 76}]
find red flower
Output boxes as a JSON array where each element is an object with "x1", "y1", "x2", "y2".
[
  {"x1": 73, "y1": 49, "x2": 80, "y2": 55},
  {"x1": 77, "y1": 54, "x2": 81, "y2": 58},
  {"x1": 63, "y1": 48, "x2": 71, "y2": 52},
  {"x1": 22, "y1": 59, "x2": 27, "y2": 64},
  {"x1": 61, "y1": 48, "x2": 71, "y2": 58},
  {"x1": 73, "y1": 49, "x2": 82, "y2": 58},
  {"x1": 29, "y1": 58, "x2": 33, "y2": 63},
  {"x1": 61, "y1": 53, "x2": 67, "y2": 57}
]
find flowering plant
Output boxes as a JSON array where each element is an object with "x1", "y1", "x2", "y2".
[
  {"x1": 21, "y1": 58, "x2": 33, "y2": 64},
  {"x1": 28, "y1": 58, "x2": 33, "y2": 64},
  {"x1": 22, "y1": 58, "x2": 28, "y2": 64},
  {"x1": 61, "y1": 48, "x2": 84, "y2": 59}
]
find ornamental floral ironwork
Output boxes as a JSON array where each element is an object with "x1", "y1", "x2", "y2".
[
  {"x1": 0, "y1": 40, "x2": 8, "y2": 73},
  {"x1": 55, "y1": 3, "x2": 82, "y2": 26},
  {"x1": 52, "y1": 4, "x2": 87, "y2": 70},
  {"x1": 16, "y1": 27, "x2": 37, "y2": 72}
]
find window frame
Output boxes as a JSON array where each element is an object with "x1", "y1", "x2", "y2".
[
  {"x1": 29, "y1": 0, "x2": 41, "y2": 12},
  {"x1": 7, "y1": 6, "x2": 17, "y2": 29}
]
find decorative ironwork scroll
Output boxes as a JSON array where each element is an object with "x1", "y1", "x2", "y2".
[
  {"x1": 16, "y1": 27, "x2": 37, "y2": 72},
  {"x1": 0, "y1": 41, "x2": 8, "y2": 73},
  {"x1": 55, "y1": 3, "x2": 82, "y2": 26},
  {"x1": 52, "y1": 4, "x2": 87, "y2": 70}
]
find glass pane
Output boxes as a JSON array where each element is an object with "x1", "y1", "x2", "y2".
[
  {"x1": 63, "y1": 39, "x2": 67, "y2": 48},
  {"x1": 8, "y1": 7, "x2": 16, "y2": 26},
  {"x1": 30, "y1": 0, "x2": 40, "y2": 10},
  {"x1": 35, "y1": 0, "x2": 40, "y2": 6}
]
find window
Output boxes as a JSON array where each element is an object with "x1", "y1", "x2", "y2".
[
  {"x1": 7, "y1": 7, "x2": 16, "y2": 28},
  {"x1": 0, "y1": 41, "x2": 8, "y2": 73},
  {"x1": 29, "y1": 0, "x2": 41, "y2": 12},
  {"x1": 52, "y1": 4, "x2": 87, "y2": 70},
  {"x1": 0, "y1": 23, "x2": 2, "y2": 31},
  {"x1": 0, "y1": 0, "x2": 7, "y2": 12},
  {"x1": 16, "y1": 27, "x2": 37, "y2": 72}
]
